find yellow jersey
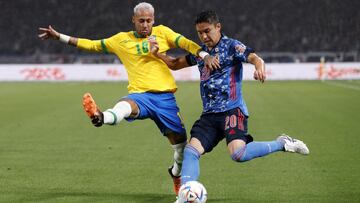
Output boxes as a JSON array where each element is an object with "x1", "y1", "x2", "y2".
[{"x1": 77, "y1": 25, "x2": 201, "y2": 93}]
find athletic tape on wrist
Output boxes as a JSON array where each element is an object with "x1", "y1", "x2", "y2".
[
  {"x1": 199, "y1": 51, "x2": 209, "y2": 59},
  {"x1": 59, "y1": 34, "x2": 70, "y2": 44}
]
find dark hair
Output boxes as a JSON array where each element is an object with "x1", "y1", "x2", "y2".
[{"x1": 195, "y1": 10, "x2": 220, "y2": 25}]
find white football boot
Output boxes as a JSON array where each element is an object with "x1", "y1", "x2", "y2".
[{"x1": 277, "y1": 134, "x2": 310, "y2": 155}]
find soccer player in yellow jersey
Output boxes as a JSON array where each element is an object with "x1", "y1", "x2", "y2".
[{"x1": 38, "y1": 2, "x2": 218, "y2": 195}]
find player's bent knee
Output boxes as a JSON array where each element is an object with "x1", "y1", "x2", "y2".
[
  {"x1": 231, "y1": 155, "x2": 244, "y2": 162},
  {"x1": 165, "y1": 130, "x2": 187, "y2": 145},
  {"x1": 118, "y1": 99, "x2": 138, "y2": 118},
  {"x1": 230, "y1": 146, "x2": 246, "y2": 162}
]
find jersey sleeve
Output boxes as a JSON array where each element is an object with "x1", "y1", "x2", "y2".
[
  {"x1": 185, "y1": 54, "x2": 198, "y2": 66},
  {"x1": 77, "y1": 33, "x2": 120, "y2": 54},
  {"x1": 161, "y1": 25, "x2": 201, "y2": 56},
  {"x1": 232, "y1": 40, "x2": 255, "y2": 63},
  {"x1": 76, "y1": 38, "x2": 104, "y2": 52}
]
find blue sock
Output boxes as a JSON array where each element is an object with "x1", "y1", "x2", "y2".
[
  {"x1": 181, "y1": 145, "x2": 201, "y2": 185},
  {"x1": 232, "y1": 141, "x2": 284, "y2": 162}
]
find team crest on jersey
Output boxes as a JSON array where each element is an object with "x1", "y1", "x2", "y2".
[{"x1": 235, "y1": 44, "x2": 246, "y2": 54}]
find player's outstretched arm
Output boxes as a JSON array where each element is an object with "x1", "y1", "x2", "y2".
[
  {"x1": 149, "y1": 37, "x2": 219, "y2": 71},
  {"x1": 38, "y1": 25, "x2": 107, "y2": 53},
  {"x1": 248, "y1": 53, "x2": 266, "y2": 83},
  {"x1": 38, "y1": 25, "x2": 78, "y2": 47}
]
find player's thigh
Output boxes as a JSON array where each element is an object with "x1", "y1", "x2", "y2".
[
  {"x1": 223, "y1": 108, "x2": 253, "y2": 148},
  {"x1": 190, "y1": 115, "x2": 222, "y2": 154},
  {"x1": 125, "y1": 92, "x2": 186, "y2": 136},
  {"x1": 153, "y1": 93, "x2": 186, "y2": 136}
]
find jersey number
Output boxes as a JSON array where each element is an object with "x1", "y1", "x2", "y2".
[
  {"x1": 136, "y1": 41, "x2": 149, "y2": 55},
  {"x1": 225, "y1": 114, "x2": 245, "y2": 131}
]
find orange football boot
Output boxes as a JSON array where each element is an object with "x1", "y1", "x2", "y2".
[
  {"x1": 82, "y1": 93, "x2": 103, "y2": 127},
  {"x1": 168, "y1": 166, "x2": 181, "y2": 195}
]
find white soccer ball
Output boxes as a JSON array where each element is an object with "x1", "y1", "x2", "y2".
[{"x1": 177, "y1": 181, "x2": 207, "y2": 203}]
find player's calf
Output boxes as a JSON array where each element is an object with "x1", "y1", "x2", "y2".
[
  {"x1": 230, "y1": 140, "x2": 285, "y2": 162},
  {"x1": 102, "y1": 101, "x2": 132, "y2": 125}
]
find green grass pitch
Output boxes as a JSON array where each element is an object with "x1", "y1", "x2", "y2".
[{"x1": 0, "y1": 80, "x2": 359, "y2": 203}]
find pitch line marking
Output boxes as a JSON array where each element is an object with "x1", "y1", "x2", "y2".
[{"x1": 324, "y1": 81, "x2": 360, "y2": 91}]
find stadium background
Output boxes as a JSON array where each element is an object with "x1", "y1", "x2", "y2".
[
  {"x1": 1, "y1": 0, "x2": 359, "y2": 63},
  {"x1": 1, "y1": 1, "x2": 360, "y2": 203}
]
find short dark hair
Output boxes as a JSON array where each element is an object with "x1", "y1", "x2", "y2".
[{"x1": 195, "y1": 10, "x2": 220, "y2": 25}]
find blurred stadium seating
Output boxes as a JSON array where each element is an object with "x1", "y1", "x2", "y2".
[{"x1": 1, "y1": 0, "x2": 359, "y2": 63}]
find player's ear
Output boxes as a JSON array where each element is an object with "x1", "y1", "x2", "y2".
[
  {"x1": 132, "y1": 16, "x2": 135, "y2": 24},
  {"x1": 215, "y1": 23, "x2": 221, "y2": 31}
]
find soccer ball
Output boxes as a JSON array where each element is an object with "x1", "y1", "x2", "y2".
[{"x1": 177, "y1": 181, "x2": 207, "y2": 203}]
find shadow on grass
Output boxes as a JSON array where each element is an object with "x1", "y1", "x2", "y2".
[
  {"x1": 16, "y1": 191, "x2": 174, "y2": 203},
  {"x1": 11, "y1": 191, "x2": 238, "y2": 203}
]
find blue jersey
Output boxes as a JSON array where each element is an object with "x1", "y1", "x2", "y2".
[{"x1": 187, "y1": 35, "x2": 254, "y2": 115}]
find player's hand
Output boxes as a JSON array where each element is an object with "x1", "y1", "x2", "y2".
[
  {"x1": 204, "y1": 55, "x2": 220, "y2": 71},
  {"x1": 253, "y1": 69, "x2": 266, "y2": 83},
  {"x1": 148, "y1": 36, "x2": 159, "y2": 56},
  {"x1": 38, "y1": 25, "x2": 60, "y2": 40}
]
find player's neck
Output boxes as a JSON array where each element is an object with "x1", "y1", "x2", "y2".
[{"x1": 207, "y1": 36, "x2": 222, "y2": 51}]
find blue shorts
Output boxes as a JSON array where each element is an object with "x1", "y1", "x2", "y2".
[
  {"x1": 190, "y1": 107, "x2": 253, "y2": 153},
  {"x1": 124, "y1": 92, "x2": 186, "y2": 135}
]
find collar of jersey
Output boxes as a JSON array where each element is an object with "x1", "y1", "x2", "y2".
[{"x1": 133, "y1": 31, "x2": 152, "y2": 38}]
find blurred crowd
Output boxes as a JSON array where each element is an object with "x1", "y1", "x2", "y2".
[{"x1": 1, "y1": 0, "x2": 359, "y2": 63}]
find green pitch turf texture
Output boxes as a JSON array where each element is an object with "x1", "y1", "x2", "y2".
[{"x1": 1, "y1": 80, "x2": 359, "y2": 203}]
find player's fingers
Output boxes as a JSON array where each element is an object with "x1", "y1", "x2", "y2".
[
  {"x1": 49, "y1": 25, "x2": 58, "y2": 34},
  {"x1": 253, "y1": 74, "x2": 258, "y2": 80},
  {"x1": 261, "y1": 72, "x2": 266, "y2": 83},
  {"x1": 212, "y1": 60, "x2": 220, "y2": 70},
  {"x1": 214, "y1": 55, "x2": 220, "y2": 68},
  {"x1": 39, "y1": 32, "x2": 48, "y2": 37},
  {"x1": 258, "y1": 71, "x2": 265, "y2": 83},
  {"x1": 38, "y1": 27, "x2": 49, "y2": 32},
  {"x1": 38, "y1": 33, "x2": 49, "y2": 39},
  {"x1": 214, "y1": 59, "x2": 220, "y2": 69},
  {"x1": 209, "y1": 56, "x2": 220, "y2": 69},
  {"x1": 259, "y1": 75, "x2": 264, "y2": 83},
  {"x1": 212, "y1": 63, "x2": 220, "y2": 70}
]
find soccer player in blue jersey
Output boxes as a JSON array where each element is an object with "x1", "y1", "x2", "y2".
[
  {"x1": 150, "y1": 10, "x2": 309, "y2": 198},
  {"x1": 38, "y1": 3, "x2": 219, "y2": 195}
]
